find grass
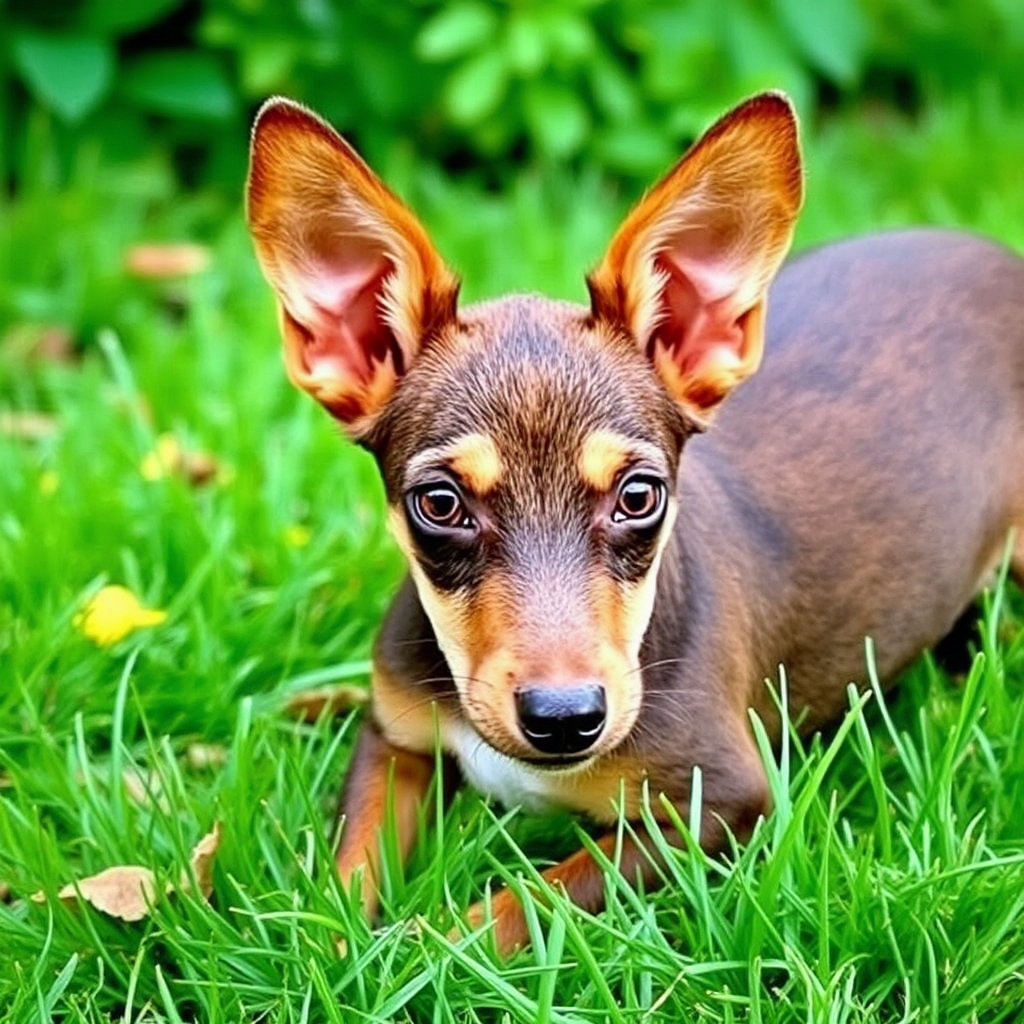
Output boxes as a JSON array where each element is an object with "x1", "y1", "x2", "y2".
[{"x1": 1, "y1": 88, "x2": 1024, "y2": 1021}]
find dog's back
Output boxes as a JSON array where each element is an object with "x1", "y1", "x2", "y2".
[{"x1": 670, "y1": 229, "x2": 1024, "y2": 732}]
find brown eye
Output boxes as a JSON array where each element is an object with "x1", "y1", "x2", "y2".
[
  {"x1": 411, "y1": 485, "x2": 469, "y2": 530},
  {"x1": 613, "y1": 476, "x2": 665, "y2": 524}
]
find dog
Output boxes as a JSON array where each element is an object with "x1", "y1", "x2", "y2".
[{"x1": 246, "y1": 91, "x2": 1024, "y2": 955}]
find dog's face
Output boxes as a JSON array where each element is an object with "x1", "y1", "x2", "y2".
[
  {"x1": 369, "y1": 297, "x2": 686, "y2": 762},
  {"x1": 247, "y1": 93, "x2": 802, "y2": 766}
]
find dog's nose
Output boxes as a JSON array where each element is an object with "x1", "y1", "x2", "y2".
[{"x1": 514, "y1": 684, "x2": 607, "y2": 756}]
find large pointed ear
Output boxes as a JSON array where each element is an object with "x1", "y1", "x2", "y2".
[
  {"x1": 588, "y1": 92, "x2": 802, "y2": 420},
  {"x1": 246, "y1": 98, "x2": 459, "y2": 434}
]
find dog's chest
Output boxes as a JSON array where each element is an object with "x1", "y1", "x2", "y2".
[{"x1": 446, "y1": 721, "x2": 566, "y2": 813}]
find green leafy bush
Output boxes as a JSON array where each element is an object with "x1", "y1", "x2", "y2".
[{"x1": 2, "y1": 0, "x2": 1022, "y2": 192}]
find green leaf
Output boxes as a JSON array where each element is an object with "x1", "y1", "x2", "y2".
[
  {"x1": 539, "y1": 10, "x2": 595, "y2": 64},
  {"x1": 588, "y1": 53, "x2": 639, "y2": 121},
  {"x1": 638, "y1": 17, "x2": 716, "y2": 102},
  {"x1": 11, "y1": 31, "x2": 115, "y2": 122},
  {"x1": 443, "y1": 49, "x2": 507, "y2": 126},
  {"x1": 523, "y1": 81, "x2": 590, "y2": 158},
  {"x1": 353, "y1": 37, "x2": 433, "y2": 120},
  {"x1": 79, "y1": 0, "x2": 185, "y2": 35},
  {"x1": 595, "y1": 122, "x2": 677, "y2": 176},
  {"x1": 120, "y1": 52, "x2": 235, "y2": 120},
  {"x1": 239, "y1": 38, "x2": 298, "y2": 97},
  {"x1": 771, "y1": 0, "x2": 867, "y2": 84},
  {"x1": 506, "y1": 11, "x2": 547, "y2": 76},
  {"x1": 417, "y1": 2, "x2": 499, "y2": 62},
  {"x1": 724, "y1": 8, "x2": 814, "y2": 116}
]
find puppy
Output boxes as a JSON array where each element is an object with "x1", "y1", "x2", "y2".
[{"x1": 247, "y1": 92, "x2": 1024, "y2": 954}]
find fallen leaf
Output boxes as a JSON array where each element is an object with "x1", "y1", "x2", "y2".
[
  {"x1": 140, "y1": 433, "x2": 222, "y2": 487},
  {"x1": 185, "y1": 743, "x2": 228, "y2": 771},
  {"x1": 125, "y1": 243, "x2": 211, "y2": 279},
  {"x1": 34, "y1": 865, "x2": 166, "y2": 922},
  {"x1": 121, "y1": 768, "x2": 169, "y2": 812},
  {"x1": 75, "y1": 585, "x2": 167, "y2": 646},
  {"x1": 180, "y1": 449, "x2": 220, "y2": 486},
  {"x1": 32, "y1": 823, "x2": 223, "y2": 922},
  {"x1": 182, "y1": 822, "x2": 222, "y2": 898},
  {"x1": 34, "y1": 326, "x2": 77, "y2": 363},
  {"x1": 1, "y1": 324, "x2": 78, "y2": 364},
  {"x1": 0, "y1": 411, "x2": 59, "y2": 440},
  {"x1": 121, "y1": 768, "x2": 150, "y2": 805},
  {"x1": 285, "y1": 683, "x2": 370, "y2": 721}
]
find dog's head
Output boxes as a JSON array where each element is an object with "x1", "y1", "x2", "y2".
[{"x1": 247, "y1": 94, "x2": 802, "y2": 767}]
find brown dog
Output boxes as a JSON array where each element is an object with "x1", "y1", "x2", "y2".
[{"x1": 247, "y1": 92, "x2": 1024, "y2": 954}]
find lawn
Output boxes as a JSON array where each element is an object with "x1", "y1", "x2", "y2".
[{"x1": 2, "y1": 87, "x2": 1024, "y2": 1021}]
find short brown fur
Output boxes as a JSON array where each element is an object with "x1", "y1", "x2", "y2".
[{"x1": 247, "y1": 93, "x2": 1024, "y2": 956}]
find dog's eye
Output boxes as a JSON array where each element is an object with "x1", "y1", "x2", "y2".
[
  {"x1": 613, "y1": 476, "x2": 666, "y2": 524},
  {"x1": 410, "y1": 485, "x2": 471, "y2": 530}
]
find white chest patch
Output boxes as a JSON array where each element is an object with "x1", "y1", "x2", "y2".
[{"x1": 446, "y1": 721, "x2": 570, "y2": 814}]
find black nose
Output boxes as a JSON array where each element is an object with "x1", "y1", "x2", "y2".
[{"x1": 514, "y1": 684, "x2": 607, "y2": 756}]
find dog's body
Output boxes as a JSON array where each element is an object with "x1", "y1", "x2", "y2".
[
  {"x1": 374, "y1": 229, "x2": 1024, "y2": 816},
  {"x1": 247, "y1": 94, "x2": 1024, "y2": 954}
]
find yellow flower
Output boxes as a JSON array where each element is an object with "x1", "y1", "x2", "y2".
[
  {"x1": 39, "y1": 470, "x2": 60, "y2": 496},
  {"x1": 283, "y1": 524, "x2": 312, "y2": 549},
  {"x1": 76, "y1": 586, "x2": 167, "y2": 646},
  {"x1": 140, "y1": 434, "x2": 182, "y2": 481}
]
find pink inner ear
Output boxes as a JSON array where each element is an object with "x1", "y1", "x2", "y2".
[
  {"x1": 652, "y1": 249, "x2": 746, "y2": 377},
  {"x1": 281, "y1": 246, "x2": 397, "y2": 389}
]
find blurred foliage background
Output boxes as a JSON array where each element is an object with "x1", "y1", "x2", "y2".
[
  {"x1": 1, "y1": 0, "x2": 1023, "y2": 334},
  {"x1": 3, "y1": 0, "x2": 1023, "y2": 189},
  {"x1": 1, "y1": 0, "x2": 1023, "y2": 428}
]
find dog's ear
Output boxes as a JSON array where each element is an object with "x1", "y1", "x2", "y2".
[
  {"x1": 247, "y1": 98, "x2": 459, "y2": 434},
  {"x1": 588, "y1": 92, "x2": 802, "y2": 419}
]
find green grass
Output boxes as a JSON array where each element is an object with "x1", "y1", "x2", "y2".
[{"x1": 2, "y1": 90, "x2": 1024, "y2": 1021}]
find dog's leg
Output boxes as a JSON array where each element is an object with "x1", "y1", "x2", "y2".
[
  {"x1": 335, "y1": 721, "x2": 435, "y2": 917},
  {"x1": 461, "y1": 829, "x2": 659, "y2": 956},
  {"x1": 463, "y1": 754, "x2": 769, "y2": 957}
]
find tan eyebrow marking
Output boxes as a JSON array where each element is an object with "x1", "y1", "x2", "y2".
[
  {"x1": 407, "y1": 432, "x2": 504, "y2": 495},
  {"x1": 578, "y1": 430, "x2": 664, "y2": 492}
]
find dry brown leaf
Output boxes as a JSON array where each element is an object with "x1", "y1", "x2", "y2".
[
  {"x1": 140, "y1": 433, "x2": 223, "y2": 488},
  {"x1": 121, "y1": 768, "x2": 170, "y2": 812},
  {"x1": 32, "y1": 822, "x2": 222, "y2": 922},
  {"x1": 121, "y1": 768, "x2": 151, "y2": 806},
  {"x1": 285, "y1": 683, "x2": 370, "y2": 721},
  {"x1": 0, "y1": 773, "x2": 12, "y2": 789},
  {"x1": 0, "y1": 411, "x2": 59, "y2": 440},
  {"x1": 33, "y1": 326, "x2": 77, "y2": 364},
  {"x1": 182, "y1": 822, "x2": 222, "y2": 898},
  {"x1": 125, "y1": 243, "x2": 211, "y2": 279},
  {"x1": 185, "y1": 743, "x2": 228, "y2": 770},
  {"x1": 180, "y1": 449, "x2": 221, "y2": 487},
  {"x1": 1, "y1": 324, "x2": 78, "y2": 364},
  {"x1": 33, "y1": 865, "x2": 167, "y2": 922}
]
